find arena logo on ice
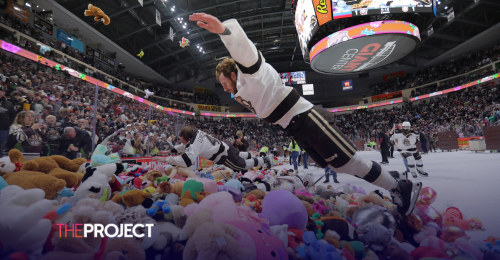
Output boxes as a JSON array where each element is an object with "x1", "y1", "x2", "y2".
[{"x1": 57, "y1": 223, "x2": 155, "y2": 238}]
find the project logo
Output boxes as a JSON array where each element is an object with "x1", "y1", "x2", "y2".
[{"x1": 57, "y1": 223, "x2": 155, "y2": 238}]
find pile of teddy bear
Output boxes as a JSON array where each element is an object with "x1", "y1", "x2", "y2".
[{"x1": 0, "y1": 149, "x2": 499, "y2": 260}]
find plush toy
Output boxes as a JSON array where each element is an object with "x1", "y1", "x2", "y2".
[
  {"x1": 145, "y1": 170, "x2": 163, "y2": 183},
  {"x1": 382, "y1": 245, "x2": 413, "y2": 260},
  {"x1": 184, "y1": 191, "x2": 265, "y2": 225},
  {"x1": 75, "y1": 163, "x2": 124, "y2": 201},
  {"x1": 358, "y1": 222, "x2": 394, "y2": 253},
  {"x1": 302, "y1": 231, "x2": 342, "y2": 260},
  {"x1": 241, "y1": 194, "x2": 263, "y2": 213},
  {"x1": 68, "y1": 198, "x2": 124, "y2": 248},
  {"x1": 180, "y1": 180, "x2": 205, "y2": 206},
  {"x1": 183, "y1": 221, "x2": 254, "y2": 260},
  {"x1": 126, "y1": 164, "x2": 148, "y2": 177},
  {"x1": 90, "y1": 144, "x2": 120, "y2": 167},
  {"x1": 172, "y1": 181, "x2": 184, "y2": 197},
  {"x1": 157, "y1": 181, "x2": 173, "y2": 194},
  {"x1": 355, "y1": 194, "x2": 385, "y2": 208},
  {"x1": 0, "y1": 176, "x2": 7, "y2": 191},
  {"x1": 84, "y1": 4, "x2": 110, "y2": 25},
  {"x1": 152, "y1": 222, "x2": 181, "y2": 251},
  {"x1": 111, "y1": 189, "x2": 153, "y2": 208},
  {"x1": 0, "y1": 185, "x2": 53, "y2": 254},
  {"x1": 320, "y1": 216, "x2": 359, "y2": 241},
  {"x1": 2, "y1": 170, "x2": 67, "y2": 199},
  {"x1": 242, "y1": 189, "x2": 266, "y2": 199},
  {"x1": 8, "y1": 149, "x2": 86, "y2": 174},
  {"x1": 156, "y1": 175, "x2": 170, "y2": 184},
  {"x1": 212, "y1": 170, "x2": 234, "y2": 180},
  {"x1": 167, "y1": 166, "x2": 196, "y2": 179},
  {"x1": 111, "y1": 207, "x2": 160, "y2": 250},
  {"x1": 225, "y1": 179, "x2": 245, "y2": 191},
  {"x1": 224, "y1": 220, "x2": 289, "y2": 260},
  {"x1": 147, "y1": 200, "x2": 171, "y2": 218}
]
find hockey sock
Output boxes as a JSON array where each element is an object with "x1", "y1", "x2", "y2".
[
  {"x1": 333, "y1": 153, "x2": 397, "y2": 191},
  {"x1": 413, "y1": 152, "x2": 424, "y2": 172},
  {"x1": 238, "y1": 152, "x2": 252, "y2": 160},
  {"x1": 244, "y1": 157, "x2": 264, "y2": 170},
  {"x1": 406, "y1": 156, "x2": 417, "y2": 175}
]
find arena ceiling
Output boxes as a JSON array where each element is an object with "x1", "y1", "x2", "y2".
[{"x1": 53, "y1": 0, "x2": 500, "y2": 85}]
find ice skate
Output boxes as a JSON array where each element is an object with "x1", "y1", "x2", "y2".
[
  {"x1": 418, "y1": 169, "x2": 429, "y2": 177},
  {"x1": 323, "y1": 180, "x2": 329, "y2": 183},
  {"x1": 410, "y1": 170, "x2": 418, "y2": 179},
  {"x1": 390, "y1": 180, "x2": 422, "y2": 215}
]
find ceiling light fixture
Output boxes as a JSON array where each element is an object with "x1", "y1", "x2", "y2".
[{"x1": 182, "y1": 25, "x2": 186, "y2": 28}]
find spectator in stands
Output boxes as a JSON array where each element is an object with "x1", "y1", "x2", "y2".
[
  {"x1": 10, "y1": 91, "x2": 31, "y2": 113},
  {"x1": 59, "y1": 127, "x2": 92, "y2": 159},
  {"x1": 0, "y1": 84, "x2": 16, "y2": 153},
  {"x1": 6, "y1": 110, "x2": 47, "y2": 153},
  {"x1": 133, "y1": 132, "x2": 144, "y2": 157},
  {"x1": 45, "y1": 115, "x2": 62, "y2": 155},
  {"x1": 111, "y1": 139, "x2": 126, "y2": 155}
]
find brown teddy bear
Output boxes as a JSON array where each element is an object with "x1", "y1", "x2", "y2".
[
  {"x1": 242, "y1": 189, "x2": 265, "y2": 199},
  {"x1": 84, "y1": 4, "x2": 110, "y2": 25},
  {"x1": 2, "y1": 171, "x2": 66, "y2": 199},
  {"x1": 157, "y1": 181, "x2": 173, "y2": 194},
  {"x1": 8, "y1": 149, "x2": 86, "y2": 174},
  {"x1": 112, "y1": 190, "x2": 152, "y2": 207},
  {"x1": 145, "y1": 170, "x2": 163, "y2": 183},
  {"x1": 7, "y1": 149, "x2": 85, "y2": 188}
]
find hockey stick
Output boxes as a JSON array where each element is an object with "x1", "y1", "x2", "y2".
[{"x1": 311, "y1": 175, "x2": 325, "y2": 186}]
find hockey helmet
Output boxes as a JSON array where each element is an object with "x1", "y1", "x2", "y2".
[{"x1": 402, "y1": 121, "x2": 411, "y2": 129}]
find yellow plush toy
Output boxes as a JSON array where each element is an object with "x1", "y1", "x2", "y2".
[{"x1": 84, "y1": 4, "x2": 110, "y2": 25}]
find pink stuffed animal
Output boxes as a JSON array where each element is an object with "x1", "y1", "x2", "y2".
[
  {"x1": 295, "y1": 188, "x2": 314, "y2": 197},
  {"x1": 224, "y1": 220, "x2": 289, "y2": 260},
  {"x1": 313, "y1": 203, "x2": 330, "y2": 215},
  {"x1": 184, "y1": 191, "x2": 266, "y2": 225}
]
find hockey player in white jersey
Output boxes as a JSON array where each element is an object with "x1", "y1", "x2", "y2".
[
  {"x1": 154, "y1": 126, "x2": 274, "y2": 172},
  {"x1": 391, "y1": 122, "x2": 429, "y2": 178},
  {"x1": 190, "y1": 13, "x2": 422, "y2": 216}
]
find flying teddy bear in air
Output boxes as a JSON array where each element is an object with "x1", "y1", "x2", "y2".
[{"x1": 84, "y1": 4, "x2": 110, "y2": 25}]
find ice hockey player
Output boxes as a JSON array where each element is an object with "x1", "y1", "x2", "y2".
[
  {"x1": 154, "y1": 126, "x2": 274, "y2": 172},
  {"x1": 391, "y1": 121, "x2": 429, "y2": 178}
]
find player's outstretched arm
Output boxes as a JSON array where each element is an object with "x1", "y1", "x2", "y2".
[{"x1": 190, "y1": 12, "x2": 261, "y2": 75}]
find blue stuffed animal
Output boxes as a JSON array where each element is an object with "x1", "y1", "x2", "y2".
[
  {"x1": 147, "y1": 200, "x2": 171, "y2": 217},
  {"x1": 302, "y1": 231, "x2": 343, "y2": 260}
]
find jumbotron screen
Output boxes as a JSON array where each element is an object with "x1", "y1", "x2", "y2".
[
  {"x1": 335, "y1": 0, "x2": 435, "y2": 19},
  {"x1": 294, "y1": 0, "x2": 434, "y2": 62},
  {"x1": 280, "y1": 71, "x2": 306, "y2": 86}
]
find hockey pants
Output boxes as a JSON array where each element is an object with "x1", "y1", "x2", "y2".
[
  {"x1": 400, "y1": 150, "x2": 424, "y2": 175},
  {"x1": 285, "y1": 106, "x2": 398, "y2": 192}
]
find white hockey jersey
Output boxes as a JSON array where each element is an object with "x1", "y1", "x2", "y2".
[
  {"x1": 165, "y1": 130, "x2": 229, "y2": 167},
  {"x1": 219, "y1": 19, "x2": 313, "y2": 128},
  {"x1": 391, "y1": 129, "x2": 420, "y2": 151}
]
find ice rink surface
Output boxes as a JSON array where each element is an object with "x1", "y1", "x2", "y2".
[{"x1": 273, "y1": 150, "x2": 500, "y2": 241}]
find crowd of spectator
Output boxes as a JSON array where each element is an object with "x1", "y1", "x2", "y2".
[
  {"x1": 0, "y1": 13, "x2": 221, "y2": 109},
  {"x1": 0, "y1": 47, "x2": 283, "y2": 158},
  {"x1": 370, "y1": 44, "x2": 500, "y2": 96},
  {"x1": 335, "y1": 81, "x2": 500, "y2": 143}
]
